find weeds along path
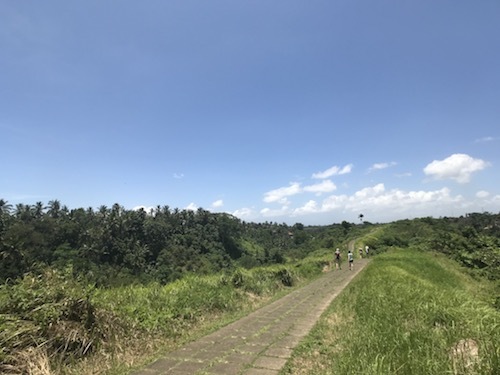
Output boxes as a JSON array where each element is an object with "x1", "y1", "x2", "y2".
[
  {"x1": 348, "y1": 239, "x2": 356, "y2": 252},
  {"x1": 133, "y1": 258, "x2": 370, "y2": 375}
]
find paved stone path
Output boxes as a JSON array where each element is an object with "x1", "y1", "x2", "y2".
[{"x1": 133, "y1": 259, "x2": 369, "y2": 375}]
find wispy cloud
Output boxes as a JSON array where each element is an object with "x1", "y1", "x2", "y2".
[
  {"x1": 263, "y1": 179, "x2": 337, "y2": 204},
  {"x1": 474, "y1": 136, "x2": 498, "y2": 143},
  {"x1": 173, "y1": 173, "x2": 185, "y2": 179},
  {"x1": 4, "y1": 194, "x2": 50, "y2": 202},
  {"x1": 368, "y1": 161, "x2": 397, "y2": 172},
  {"x1": 263, "y1": 182, "x2": 301, "y2": 203},
  {"x1": 260, "y1": 205, "x2": 291, "y2": 218},
  {"x1": 312, "y1": 164, "x2": 353, "y2": 179},
  {"x1": 396, "y1": 172, "x2": 412, "y2": 178}
]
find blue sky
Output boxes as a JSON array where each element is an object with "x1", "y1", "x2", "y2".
[{"x1": 1, "y1": 1, "x2": 499, "y2": 225}]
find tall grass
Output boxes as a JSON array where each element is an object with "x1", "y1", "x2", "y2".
[
  {"x1": 282, "y1": 249, "x2": 500, "y2": 374},
  {"x1": 0, "y1": 258, "x2": 328, "y2": 374}
]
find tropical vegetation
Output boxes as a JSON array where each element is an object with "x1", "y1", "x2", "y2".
[{"x1": 0, "y1": 198, "x2": 498, "y2": 374}]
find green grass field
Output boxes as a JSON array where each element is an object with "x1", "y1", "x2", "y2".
[{"x1": 281, "y1": 249, "x2": 499, "y2": 374}]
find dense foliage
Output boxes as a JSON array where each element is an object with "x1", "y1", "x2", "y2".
[
  {"x1": 361, "y1": 213, "x2": 500, "y2": 283},
  {"x1": 1, "y1": 199, "x2": 346, "y2": 286},
  {"x1": 1, "y1": 198, "x2": 498, "y2": 286}
]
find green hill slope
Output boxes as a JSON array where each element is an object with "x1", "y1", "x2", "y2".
[{"x1": 282, "y1": 249, "x2": 500, "y2": 374}]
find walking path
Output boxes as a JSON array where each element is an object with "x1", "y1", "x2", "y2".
[{"x1": 133, "y1": 258, "x2": 369, "y2": 375}]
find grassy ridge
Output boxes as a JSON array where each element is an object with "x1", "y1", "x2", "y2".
[{"x1": 282, "y1": 249, "x2": 500, "y2": 374}]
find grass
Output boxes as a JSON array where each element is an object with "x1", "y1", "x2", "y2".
[
  {"x1": 0, "y1": 259, "x2": 329, "y2": 375},
  {"x1": 281, "y1": 249, "x2": 500, "y2": 374}
]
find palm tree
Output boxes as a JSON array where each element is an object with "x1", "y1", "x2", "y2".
[
  {"x1": 98, "y1": 205, "x2": 109, "y2": 218},
  {"x1": 0, "y1": 199, "x2": 13, "y2": 236},
  {"x1": 47, "y1": 199, "x2": 61, "y2": 219},
  {"x1": 15, "y1": 203, "x2": 32, "y2": 221},
  {"x1": 0, "y1": 199, "x2": 13, "y2": 215},
  {"x1": 33, "y1": 201, "x2": 44, "y2": 219}
]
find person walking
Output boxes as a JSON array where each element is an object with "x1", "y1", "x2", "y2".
[
  {"x1": 334, "y1": 248, "x2": 341, "y2": 270},
  {"x1": 348, "y1": 250, "x2": 354, "y2": 270}
]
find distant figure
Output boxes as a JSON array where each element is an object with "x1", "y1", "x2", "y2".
[
  {"x1": 365, "y1": 245, "x2": 369, "y2": 257},
  {"x1": 334, "y1": 248, "x2": 341, "y2": 270},
  {"x1": 359, "y1": 248, "x2": 363, "y2": 258},
  {"x1": 348, "y1": 250, "x2": 354, "y2": 270}
]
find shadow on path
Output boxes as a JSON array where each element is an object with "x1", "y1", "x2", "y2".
[{"x1": 133, "y1": 259, "x2": 370, "y2": 375}]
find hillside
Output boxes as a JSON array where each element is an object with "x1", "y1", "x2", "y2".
[
  {"x1": 282, "y1": 249, "x2": 500, "y2": 374},
  {"x1": 1, "y1": 201, "x2": 499, "y2": 373}
]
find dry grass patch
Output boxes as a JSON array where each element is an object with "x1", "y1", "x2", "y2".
[
  {"x1": 450, "y1": 338, "x2": 480, "y2": 374},
  {"x1": 3, "y1": 347, "x2": 51, "y2": 375}
]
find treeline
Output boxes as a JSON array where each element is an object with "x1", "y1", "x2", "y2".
[
  {"x1": 2, "y1": 198, "x2": 498, "y2": 286},
  {"x1": 0, "y1": 199, "x2": 346, "y2": 286}
]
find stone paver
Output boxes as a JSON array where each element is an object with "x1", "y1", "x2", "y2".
[{"x1": 132, "y1": 259, "x2": 369, "y2": 375}]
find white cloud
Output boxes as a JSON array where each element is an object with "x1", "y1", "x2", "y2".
[
  {"x1": 232, "y1": 207, "x2": 254, "y2": 219},
  {"x1": 321, "y1": 194, "x2": 349, "y2": 212},
  {"x1": 474, "y1": 136, "x2": 497, "y2": 143},
  {"x1": 312, "y1": 164, "x2": 353, "y2": 179},
  {"x1": 371, "y1": 186, "x2": 461, "y2": 214},
  {"x1": 263, "y1": 179, "x2": 338, "y2": 204},
  {"x1": 347, "y1": 186, "x2": 460, "y2": 213},
  {"x1": 293, "y1": 200, "x2": 319, "y2": 215},
  {"x1": 423, "y1": 153, "x2": 489, "y2": 184},
  {"x1": 476, "y1": 190, "x2": 490, "y2": 199},
  {"x1": 260, "y1": 205, "x2": 291, "y2": 218},
  {"x1": 173, "y1": 173, "x2": 184, "y2": 179},
  {"x1": 185, "y1": 202, "x2": 198, "y2": 211},
  {"x1": 211, "y1": 199, "x2": 224, "y2": 208},
  {"x1": 263, "y1": 182, "x2": 301, "y2": 203},
  {"x1": 353, "y1": 183, "x2": 386, "y2": 199},
  {"x1": 133, "y1": 205, "x2": 155, "y2": 213},
  {"x1": 303, "y1": 180, "x2": 337, "y2": 195},
  {"x1": 369, "y1": 161, "x2": 397, "y2": 171},
  {"x1": 286, "y1": 183, "x2": 467, "y2": 222}
]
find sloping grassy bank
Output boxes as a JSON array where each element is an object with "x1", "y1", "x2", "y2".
[
  {"x1": 0, "y1": 258, "x2": 329, "y2": 374},
  {"x1": 282, "y1": 249, "x2": 500, "y2": 374}
]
